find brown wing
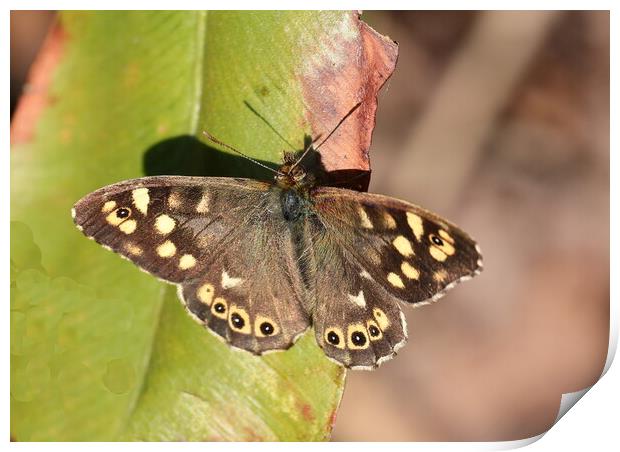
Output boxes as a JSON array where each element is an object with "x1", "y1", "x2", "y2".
[
  {"x1": 72, "y1": 176, "x2": 311, "y2": 354},
  {"x1": 306, "y1": 186, "x2": 482, "y2": 369}
]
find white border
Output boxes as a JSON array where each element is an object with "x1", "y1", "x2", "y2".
[{"x1": 7, "y1": 5, "x2": 616, "y2": 448}]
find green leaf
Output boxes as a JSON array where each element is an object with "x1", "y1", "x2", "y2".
[{"x1": 11, "y1": 11, "x2": 396, "y2": 441}]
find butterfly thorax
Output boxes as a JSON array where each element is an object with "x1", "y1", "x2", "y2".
[{"x1": 275, "y1": 159, "x2": 315, "y2": 222}]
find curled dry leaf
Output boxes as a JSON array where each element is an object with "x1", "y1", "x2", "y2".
[{"x1": 300, "y1": 12, "x2": 398, "y2": 190}]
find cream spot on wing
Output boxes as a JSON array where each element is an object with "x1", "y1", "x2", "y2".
[
  {"x1": 196, "y1": 235, "x2": 211, "y2": 249},
  {"x1": 156, "y1": 240, "x2": 176, "y2": 258},
  {"x1": 406, "y1": 212, "x2": 424, "y2": 241},
  {"x1": 347, "y1": 290, "x2": 366, "y2": 308},
  {"x1": 358, "y1": 206, "x2": 373, "y2": 229},
  {"x1": 106, "y1": 210, "x2": 125, "y2": 226},
  {"x1": 439, "y1": 229, "x2": 455, "y2": 244},
  {"x1": 119, "y1": 219, "x2": 137, "y2": 234},
  {"x1": 430, "y1": 246, "x2": 448, "y2": 262},
  {"x1": 383, "y1": 211, "x2": 396, "y2": 229},
  {"x1": 367, "y1": 248, "x2": 382, "y2": 265},
  {"x1": 101, "y1": 200, "x2": 116, "y2": 213},
  {"x1": 221, "y1": 270, "x2": 243, "y2": 289},
  {"x1": 196, "y1": 283, "x2": 214, "y2": 305},
  {"x1": 359, "y1": 270, "x2": 371, "y2": 279},
  {"x1": 434, "y1": 269, "x2": 449, "y2": 282},
  {"x1": 401, "y1": 261, "x2": 420, "y2": 280},
  {"x1": 124, "y1": 243, "x2": 143, "y2": 256},
  {"x1": 387, "y1": 272, "x2": 405, "y2": 288},
  {"x1": 392, "y1": 235, "x2": 414, "y2": 257},
  {"x1": 154, "y1": 214, "x2": 176, "y2": 235},
  {"x1": 167, "y1": 191, "x2": 182, "y2": 209},
  {"x1": 431, "y1": 234, "x2": 456, "y2": 256},
  {"x1": 373, "y1": 307, "x2": 390, "y2": 331},
  {"x1": 179, "y1": 254, "x2": 196, "y2": 270},
  {"x1": 132, "y1": 188, "x2": 150, "y2": 215},
  {"x1": 196, "y1": 192, "x2": 209, "y2": 213},
  {"x1": 71, "y1": 207, "x2": 76, "y2": 219}
]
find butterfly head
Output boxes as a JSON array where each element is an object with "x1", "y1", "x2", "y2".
[
  {"x1": 275, "y1": 162, "x2": 307, "y2": 188},
  {"x1": 274, "y1": 151, "x2": 313, "y2": 189}
]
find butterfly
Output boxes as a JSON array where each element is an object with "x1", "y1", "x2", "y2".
[{"x1": 71, "y1": 115, "x2": 483, "y2": 370}]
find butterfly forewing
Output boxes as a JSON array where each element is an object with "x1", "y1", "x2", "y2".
[
  {"x1": 311, "y1": 187, "x2": 483, "y2": 306},
  {"x1": 73, "y1": 176, "x2": 267, "y2": 282},
  {"x1": 72, "y1": 176, "x2": 312, "y2": 354}
]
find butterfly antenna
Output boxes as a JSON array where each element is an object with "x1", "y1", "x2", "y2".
[
  {"x1": 290, "y1": 100, "x2": 363, "y2": 170},
  {"x1": 202, "y1": 131, "x2": 283, "y2": 176}
]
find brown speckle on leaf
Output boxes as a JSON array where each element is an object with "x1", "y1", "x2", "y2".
[{"x1": 301, "y1": 403, "x2": 315, "y2": 422}]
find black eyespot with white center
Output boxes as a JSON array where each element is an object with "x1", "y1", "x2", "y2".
[
  {"x1": 214, "y1": 302, "x2": 226, "y2": 314},
  {"x1": 231, "y1": 312, "x2": 245, "y2": 329},
  {"x1": 116, "y1": 208, "x2": 130, "y2": 219},
  {"x1": 368, "y1": 325, "x2": 381, "y2": 337},
  {"x1": 431, "y1": 234, "x2": 444, "y2": 246},
  {"x1": 260, "y1": 321, "x2": 274, "y2": 336},
  {"x1": 327, "y1": 331, "x2": 340, "y2": 345},
  {"x1": 351, "y1": 331, "x2": 367, "y2": 347}
]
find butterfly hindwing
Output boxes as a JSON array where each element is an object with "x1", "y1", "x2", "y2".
[
  {"x1": 309, "y1": 221, "x2": 408, "y2": 369},
  {"x1": 177, "y1": 217, "x2": 311, "y2": 354},
  {"x1": 72, "y1": 176, "x2": 311, "y2": 354}
]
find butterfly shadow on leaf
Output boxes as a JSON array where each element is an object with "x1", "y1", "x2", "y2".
[
  {"x1": 142, "y1": 134, "x2": 370, "y2": 192},
  {"x1": 142, "y1": 134, "x2": 279, "y2": 180}
]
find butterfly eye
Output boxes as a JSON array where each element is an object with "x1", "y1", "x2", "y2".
[
  {"x1": 115, "y1": 208, "x2": 131, "y2": 219},
  {"x1": 228, "y1": 306, "x2": 251, "y2": 334},
  {"x1": 350, "y1": 331, "x2": 367, "y2": 347},
  {"x1": 366, "y1": 320, "x2": 384, "y2": 342},
  {"x1": 211, "y1": 297, "x2": 228, "y2": 320},
  {"x1": 231, "y1": 313, "x2": 245, "y2": 329},
  {"x1": 430, "y1": 234, "x2": 444, "y2": 246},
  {"x1": 327, "y1": 331, "x2": 340, "y2": 345},
  {"x1": 325, "y1": 328, "x2": 345, "y2": 349},
  {"x1": 255, "y1": 316, "x2": 280, "y2": 337},
  {"x1": 259, "y1": 322, "x2": 274, "y2": 336},
  {"x1": 347, "y1": 324, "x2": 370, "y2": 350},
  {"x1": 289, "y1": 166, "x2": 306, "y2": 182}
]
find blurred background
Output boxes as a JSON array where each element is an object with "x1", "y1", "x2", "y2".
[{"x1": 11, "y1": 10, "x2": 610, "y2": 441}]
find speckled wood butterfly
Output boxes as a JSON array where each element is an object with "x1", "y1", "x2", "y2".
[{"x1": 72, "y1": 121, "x2": 482, "y2": 370}]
